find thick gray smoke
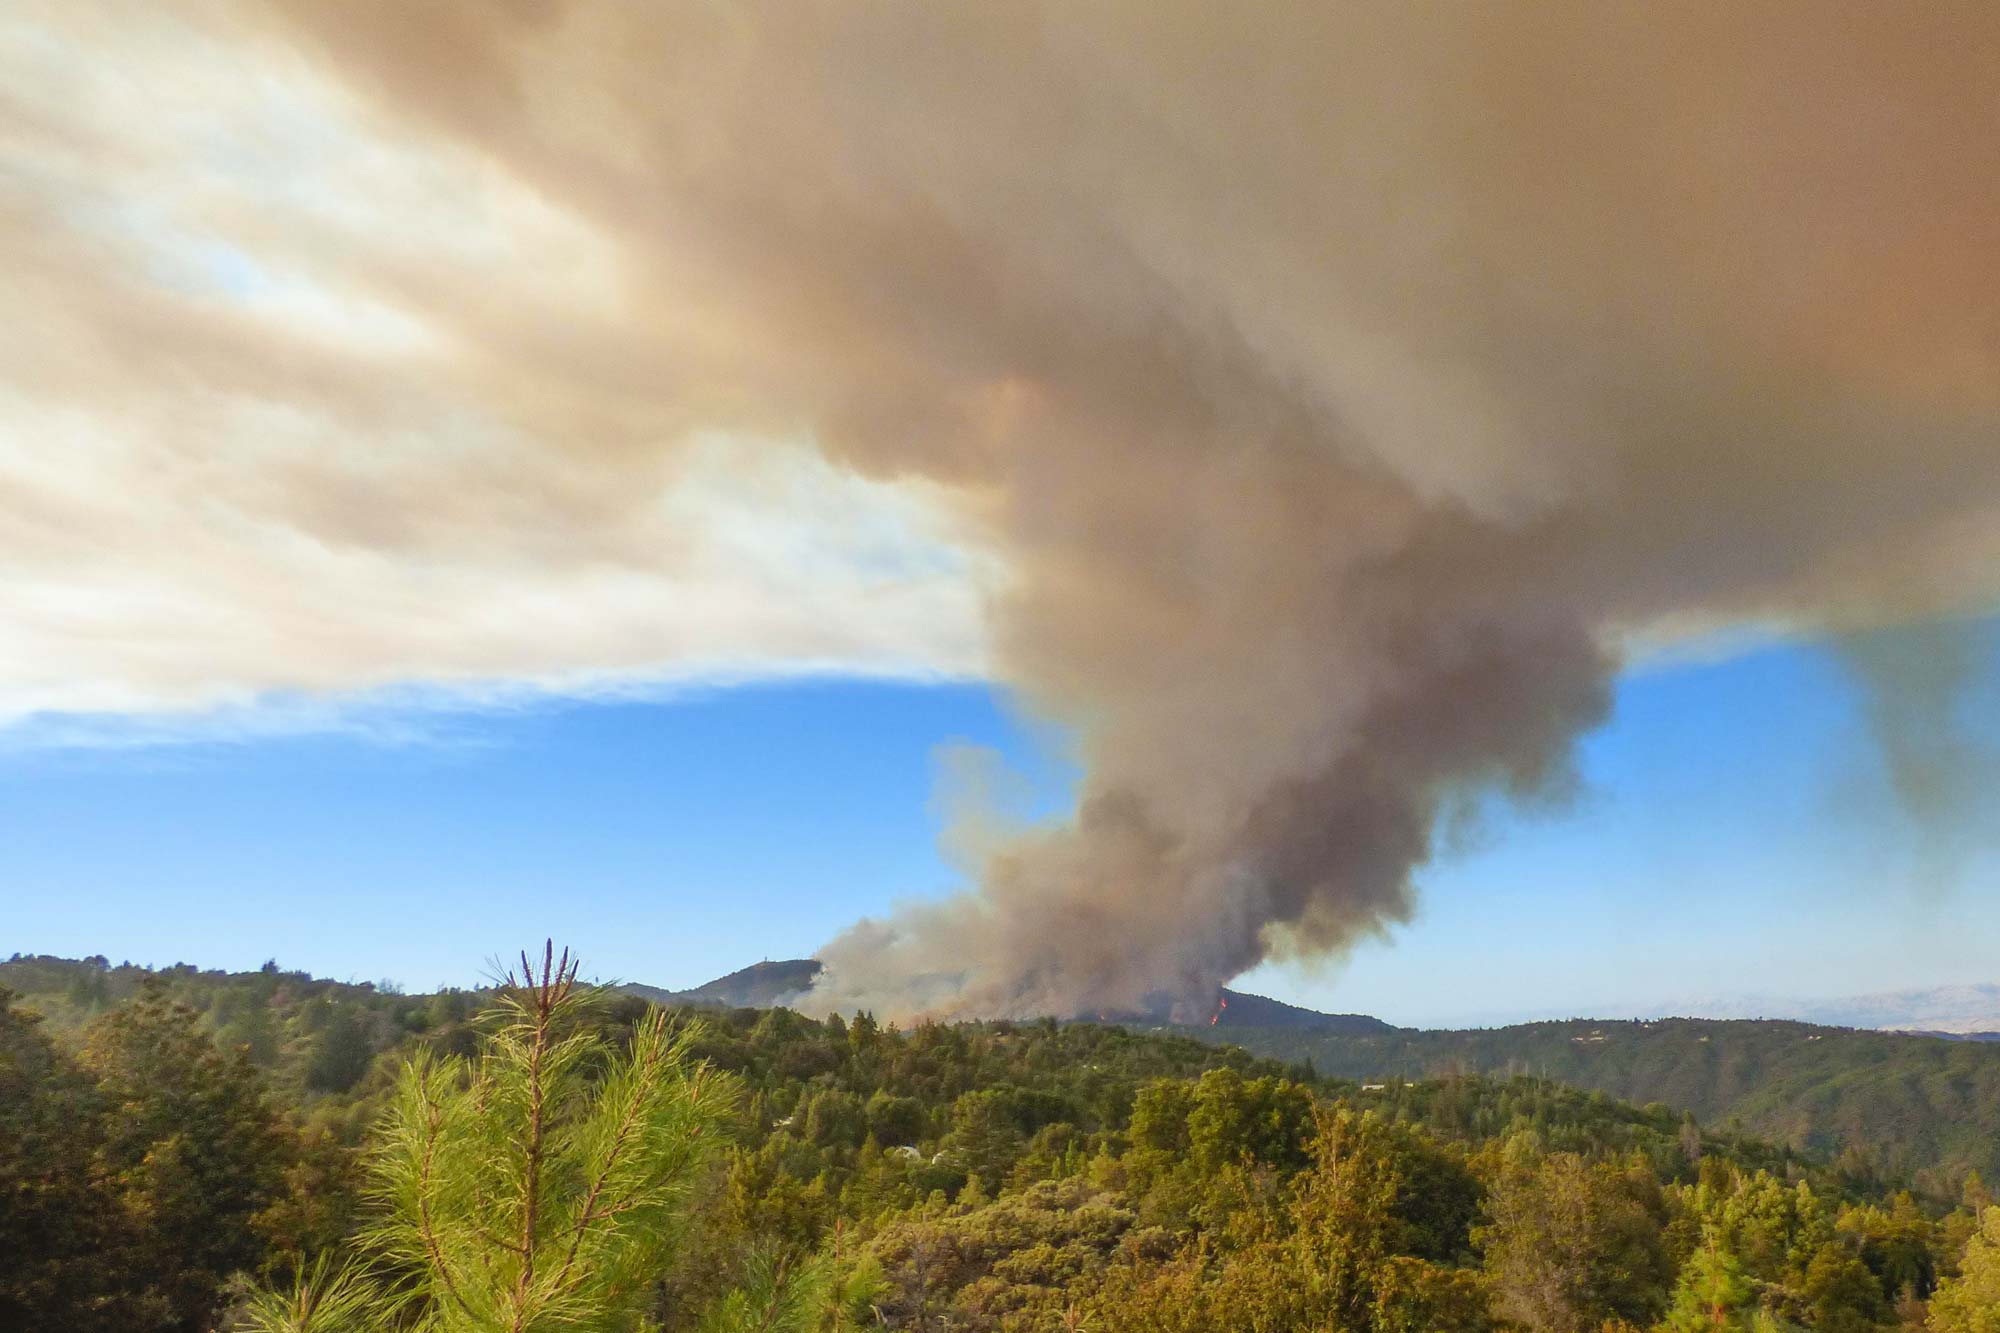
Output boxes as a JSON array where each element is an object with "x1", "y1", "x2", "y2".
[{"x1": 39, "y1": 2, "x2": 2000, "y2": 1016}]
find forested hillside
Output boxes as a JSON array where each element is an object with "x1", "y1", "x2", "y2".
[
  {"x1": 10, "y1": 952, "x2": 2000, "y2": 1190},
  {"x1": 5, "y1": 951, "x2": 2000, "y2": 1331},
  {"x1": 1205, "y1": 1018, "x2": 2000, "y2": 1190}
]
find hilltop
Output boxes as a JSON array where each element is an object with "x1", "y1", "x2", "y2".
[
  {"x1": 622, "y1": 958, "x2": 827, "y2": 1010},
  {"x1": 623, "y1": 957, "x2": 1395, "y2": 1035}
]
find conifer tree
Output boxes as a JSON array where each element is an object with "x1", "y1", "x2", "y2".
[
  {"x1": 239, "y1": 944, "x2": 864, "y2": 1333},
  {"x1": 83, "y1": 980, "x2": 292, "y2": 1331},
  {"x1": 366, "y1": 944, "x2": 729, "y2": 1332},
  {"x1": 1929, "y1": 1208, "x2": 2000, "y2": 1333},
  {"x1": 0, "y1": 989, "x2": 129, "y2": 1330},
  {"x1": 1662, "y1": 1229, "x2": 1758, "y2": 1331}
]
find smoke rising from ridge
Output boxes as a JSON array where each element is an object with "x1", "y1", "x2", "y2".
[{"x1": 7, "y1": 2, "x2": 2000, "y2": 1016}]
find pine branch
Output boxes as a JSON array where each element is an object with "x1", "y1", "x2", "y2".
[
  {"x1": 553, "y1": 1010, "x2": 665, "y2": 1292},
  {"x1": 508, "y1": 940, "x2": 573, "y2": 1332},
  {"x1": 414, "y1": 1075, "x2": 475, "y2": 1321}
]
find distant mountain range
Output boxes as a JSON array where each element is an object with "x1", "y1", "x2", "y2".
[
  {"x1": 1635, "y1": 983, "x2": 2000, "y2": 1036},
  {"x1": 628, "y1": 959, "x2": 2000, "y2": 1039},
  {"x1": 621, "y1": 958, "x2": 1394, "y2": 1034},
  {"x1": 621, "y1": 958, "x2": 2000, "y2": 1178}
]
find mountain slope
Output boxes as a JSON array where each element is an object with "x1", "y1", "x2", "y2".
[
  {"x1": 631, "y1": 960, "x2": 2000, "y2": 1179},
  {"x1": 623, "y1": 958, "x2": 824, "y2": 1010},
  {"x1": 1197, "y1": 988, "x2": 1393, "y2": 1033},
  {"x1": 1204, "y1": 1016, "x2": 2000, "y2": 1183},
  {"x1": 628, "y1": 959, "x2": 1394, "y2": 1034}
]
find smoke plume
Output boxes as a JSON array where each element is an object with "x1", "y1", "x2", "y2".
[{"x1": 9, "y1": 3, "x2": 2000, "y2": 1016}]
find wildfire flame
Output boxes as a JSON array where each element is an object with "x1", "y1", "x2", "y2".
[{"x1": 1209, "y1": 995, "x2": 1228, "y2": 1027}]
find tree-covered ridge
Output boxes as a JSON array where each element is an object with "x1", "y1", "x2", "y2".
[
  {"x1": 10, "y1": 950, "x2": 2000, "y2": 1194},
  {"x1": 0, "y1": 954, "x2": 1887, "y2": 1184},
  {"x1": 1200, "y1": 1017, "x2": 2000, "y2": 1190},
  {"x1": 5, "y1": 950, "x2": 2000, "y2": 1330}
]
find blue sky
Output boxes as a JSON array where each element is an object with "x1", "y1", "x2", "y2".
[
  {"x1": 1248, "y1": 621, "x2": 2000, "y2": 1025},
  {"x1": 5, "y1": 622, "x2": 1994, "y2": 1027},
  {"x1": 5, "y1": 3, "x2": 2000, "y2": 1031}
]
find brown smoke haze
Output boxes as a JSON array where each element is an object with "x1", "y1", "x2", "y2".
[{"x1": 6, "y1": 3, "x2": 2000, "y2": 1017}]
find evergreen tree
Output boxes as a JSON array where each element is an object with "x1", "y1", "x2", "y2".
[
  {"x1": 241, "y1": 944, "x2": 864, "y2": 1333},
  {"x1": 366, "y1": 945, "x2": 732, "y2": 1331},
  {"x1": 81, "y1": 980, "x2": 292, "y2": 1332},
  {"x1": 0, "y1": 989, "x2": 132, "y2": 1330},
  {"x1": 304, "y1": 1001, "x2": 375, "y2": 1094},
  {"x1": 229, "y1": 1254, "x2": 386, "y2": 1333},
  {"x1": 1929, "y1": 1208, "x2": 2000, "y2": 1333},
  {"x1": 1662, "y1": 1229, "x2": 1756, "y2": 1331},
  {"x1": 1478, "y1": 1146, "x2": 1671, "y2": 1333},
  {"x1": 940, "y1": 1090, "x2": 1025, "y2": 1186},
  {"x1": 695, "y1": 1246, "x2": 881, "y2": 1333},
  {"x1": 1797, "y1": 1246, "x2": 1882, "y2": 1333}
]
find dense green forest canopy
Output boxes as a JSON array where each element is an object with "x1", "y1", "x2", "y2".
[
  {"x1": 16, "y1": 951, "x2": 2000, "y2": 1190},
  {"x1": 1196, "y1": 1018, "x2": 2000, "y2": 1192},
  {"x1": 4, "y1": 951, "x2": 1998, "y2": 1332}
]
